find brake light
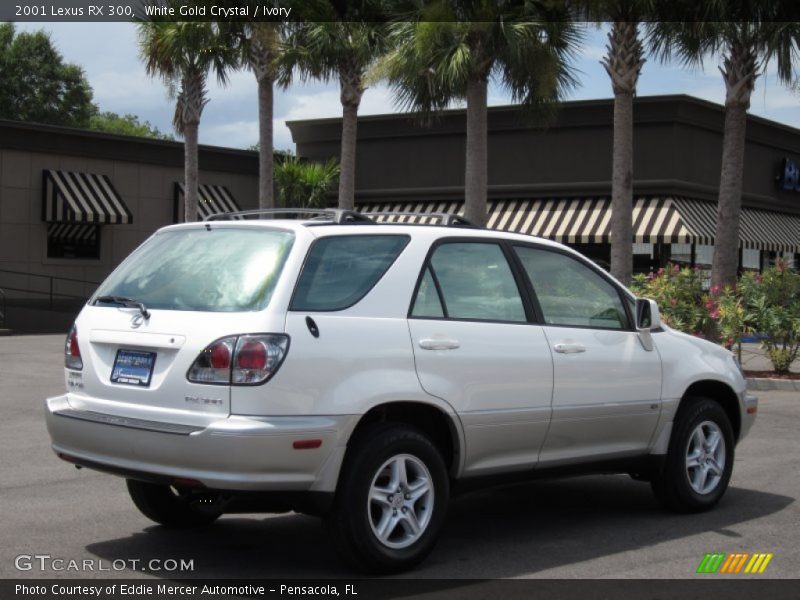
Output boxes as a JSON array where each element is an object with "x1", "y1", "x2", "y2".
[
  {"x1": 236, "y1": 340, "x2": 268, "y2": 370},
  {"x1": 232, "y1": 335, "x2": 289, "y2": 385},
  {"x1": 187, "y1": 334, "x2": 289, "y2": 386},
  {"x1": 210, "y1": 342, "x2": 231, "y2": 369},
  {"x1": 187, "y1": 336, "x2": 236, "y2": 384},
  {"x1": 65, "y1": 324, "x2": 83, "y2": 370}
]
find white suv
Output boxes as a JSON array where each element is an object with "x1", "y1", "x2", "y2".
[{"x1": 45, "y1": 209, "x2": 758, "y2": 572}]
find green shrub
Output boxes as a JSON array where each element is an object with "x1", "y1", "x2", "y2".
[
  {"x1": 631, "y1": 264, "x2": 712, "y2": 337},
  {"x1": 633, "y1": 261, "x2": 799, "y2": 373}
]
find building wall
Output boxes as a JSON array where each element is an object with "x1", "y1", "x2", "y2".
[
  {"x1": 0, "y1": 121, "x2": 258, "y2": 307},
  {"x1": 288, "y1": 94, "x2": 800, "y2": 215}
]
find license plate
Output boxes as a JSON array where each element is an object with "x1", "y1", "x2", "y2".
[{"x1": 111, "y1": 350, "x2": 156, "y2": 387}]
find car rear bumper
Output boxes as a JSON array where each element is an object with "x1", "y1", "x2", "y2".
[{"x1": 45, "y1": 394, "x2": 356, "y2": 492}]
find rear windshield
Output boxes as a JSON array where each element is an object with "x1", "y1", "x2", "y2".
[{"x1": 94, "y1": 228, "x2": 294, "y2": 312}]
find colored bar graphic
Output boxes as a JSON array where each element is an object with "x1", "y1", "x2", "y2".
[
  {"x1": 699, "y1": 552, "x2": 773, "y2": 575},
  {"x1": 697, "y1": 553, "x2": 726, "y2": 573}
]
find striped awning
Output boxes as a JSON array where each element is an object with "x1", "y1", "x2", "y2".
[
  {"x1": 42, "y1": 170, "x2": 132, "y2": 224},
  {"x1": 672, "y1": 198, "x2": 800, "y2": 252},
  {"x1": 358, "y1": 197, "x2": 800, "y2": 252},
  {"x1": 46, "y1": 223, "x2": 98, "y2": 243},
  {"x1": 175, "y1": 183, "x2": 241, "y2": 220}
]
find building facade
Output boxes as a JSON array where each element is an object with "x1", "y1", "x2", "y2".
[
  {"x1": 287, "y1": 94, "x2": 800, "y2": 273},
  {"x1": 0, "y1": 120, "x2": 258, "y2": 331}
]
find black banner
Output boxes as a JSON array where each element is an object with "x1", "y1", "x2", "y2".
[{"x1": 4, "y1": 579, "x2": 800, "y2": 600}]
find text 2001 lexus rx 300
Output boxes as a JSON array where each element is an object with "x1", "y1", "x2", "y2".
[{"x1": 45, "y1": 210, "x2": 758, "y2": 573}]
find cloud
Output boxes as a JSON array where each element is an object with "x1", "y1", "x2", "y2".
[{"x1": 200, "y1": 120, "x2": 259, "y2": 149}]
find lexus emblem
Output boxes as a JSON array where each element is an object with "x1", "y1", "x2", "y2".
[{"x1": 130, "y1": 314, "x2": 144, "y2": 329}]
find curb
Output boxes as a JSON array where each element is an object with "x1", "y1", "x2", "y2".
[{"x1": 747, "y1": 378, "x2": 800, "y2": 392}]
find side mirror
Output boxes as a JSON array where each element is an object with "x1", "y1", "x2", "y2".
[
  {"x1": 635, "y1": 298, "x2": 661, "y2": 331},
  {"x1": 635, "y1": 298, "x2": 661, "y2": 352}
]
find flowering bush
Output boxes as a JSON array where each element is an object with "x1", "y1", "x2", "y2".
[
  {"x1": 630, "y1": 264, "x2": 712, "y2": 337},
  {"x1": 632, "y1": 261, "x2": 799, "y2": 373}
]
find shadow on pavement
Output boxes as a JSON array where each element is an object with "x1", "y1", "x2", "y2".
[{"x1": 85, "y1": 474, "x2": 794, "y2": 582}]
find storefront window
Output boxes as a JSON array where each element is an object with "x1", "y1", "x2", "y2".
[
  {"x1": 741, "y1": 249, "x2": 760, "y2": 271},
  {"x1": 695, "y1": 245, "x2": 714, "y2": 267},
  {"x1": 47, "y1": 227, "x2": 101, "y2": 260},
  {"x1": 669, "y1": 243, "x2": 692, "y2": 266}
]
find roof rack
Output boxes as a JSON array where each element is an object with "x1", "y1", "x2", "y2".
[
  {"x1": 362, "y1": 212, "x2": 477, "y2": 228},
  {"x1": 205, "y1": 208, "x2": 375, "y2": 224}
]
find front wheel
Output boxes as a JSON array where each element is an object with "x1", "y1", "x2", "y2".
[
  {"x1": 651, "y1": 397, "x2": 735, "y2": 512},
  {"x1": 126, "y1": 479, "x2": 224, "y2": 528},
  {"x1": 328, "y1": 424, "x2": 449, "y2": 573}
]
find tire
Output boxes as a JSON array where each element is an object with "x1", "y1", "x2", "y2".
[
  {"x1": 328, "y1": 423, "x2": 449, "y2": 573},
  {"x1": 651, "y1": 397, "x2": 735, "y2": 512},
  {"x1": 126, "y1": 479, "x2": 223, "y2": 528}
]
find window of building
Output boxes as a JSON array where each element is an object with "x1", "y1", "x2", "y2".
[
  {"x1": 291, "y1": 235, "x2": 409, "y2": 311},
  {"x1": 669, "y1": 243, "x2": 692, "y2": 266},
  {"x1": 413, "y1": 242, "x2": 527, "y2": 322},
  {"x1": 46, "y1": 225, "x2": 101, "y2": 260},
  {"x1": 741, "y1": 249, "x2": 761, "y2": 271},
  {"x1": 514, "y1": 246, "x2": 628, "y2": 330},
  {"x1": 695, "y1": 245, "x2": 714, "y2": 267}
]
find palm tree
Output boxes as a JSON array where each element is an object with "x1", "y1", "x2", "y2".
[
  {"x1": 274, "y1": 156, "x2": 340, "y2": 209},
  {"x1": 593, "y1": 8, "x2": 649, "y2": 285},
  {"x1": 379, "y1": 5, "x2": 581, "y2": 226},
  {"x1": 649, "y1": 8, "x2": 799, "y2": 286},
  {"x1": 280, "y1": 4, "x2": 388, "y2": 211},
  {"x1": 138, "y1": 21, "x2": 237, "y2": 222},
  {"x1": 231, "y1": 21, "x2": 282, "y2": 209}
]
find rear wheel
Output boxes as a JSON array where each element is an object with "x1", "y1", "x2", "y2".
[
  {"x1": 126, "y1": 479, "x2": 223, "y2": 528},
  {"x1": 651, "y1": 397, "x2": 734, "y2": 512},
  {"x1": 328, "y1": 424, "x2": 449, "y2": 573}
]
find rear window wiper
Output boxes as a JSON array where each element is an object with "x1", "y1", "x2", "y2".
[{"x1": 94, "y1": 295, "x2": 151, "y2": 319}]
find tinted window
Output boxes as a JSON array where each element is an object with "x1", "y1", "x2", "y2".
[
  {"x1": 423, "y1": 242, "x2": 526, "y2": 322},
  {"x1": 291, "y1": 235, "x2": 409, "y2": 311},
  {"x1": 94, "y1": 228, "x2": 294, "y2": 312},
  {"x1": 514, "y1": 246, "x2": 628, "y2": 329},
  {"x1": 411, "y1": 267, "x2": 444, "y2": 318}
]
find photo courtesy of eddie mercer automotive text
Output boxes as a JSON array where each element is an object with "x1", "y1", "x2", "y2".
[{"x1": 45, "y1": 210, "x2": 758, "y2": 573}]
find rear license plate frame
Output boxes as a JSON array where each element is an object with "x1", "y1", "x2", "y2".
[{"x1": 110, "y1": 349, "x2": 157, "y2": 388}]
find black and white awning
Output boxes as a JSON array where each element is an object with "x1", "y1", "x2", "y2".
[
  {"x1": 358, "y1": 197, "x2": 800, "y2": 252},
  {"x1": 46, "y1": 223, "x2": 99, "y2": 243},
  {"x1": 175, "y1": 183, "x2": 241, "y2": 220},
  {"x1": 42, "y1": 170, "x2": 132, "y2": 224},
  {"x1": 672, "y1": 198, "x2": 800, "y2": 252}
]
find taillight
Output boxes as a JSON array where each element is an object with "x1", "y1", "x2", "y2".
[
  {"x1": 187, "y1": 334, "x2": 289, "y2": 386},
  {"x1": 65, "y1": 324, "x2": 82, "y2": 370},
  {"x1": 187, "y1": 336, "x2": 236, "y2": 384}
]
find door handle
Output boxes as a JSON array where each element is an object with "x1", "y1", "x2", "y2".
[
  {"x1": 553, "y1": 343, "x2": 586, "y2": 354},
  {"x1": 419, "y1": 338, "x2": 460, "y2": 351}
]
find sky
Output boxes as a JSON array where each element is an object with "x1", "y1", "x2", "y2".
[{"x1": 15, "y1": 21, "x2": 800, "y2": 151}]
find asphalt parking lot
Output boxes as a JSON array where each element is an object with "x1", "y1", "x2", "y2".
[{"x1": 1, "y1": 334, "x2": 797, "y2": 580}]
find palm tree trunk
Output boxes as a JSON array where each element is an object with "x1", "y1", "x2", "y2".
[
  {"x1": 183, "y1": 121, "x2": 199, "y2": 222},
  {"x1": 465, "y1": 77, "x2": 488, "y2": 227},
  {"x1": 712, "y1": 103, "x2": 747, "y2": 287},
  {"x1": 338, "y1": 70, "x2": 363, "y2": 212},
  {"x1": 610, "y1": 89, "x2": 634, "y2": 285},
  {"x1": 338, "y1": 101, "x2": 358, "y2": 211},
  {"x1": 712, "y1": 41, "x2": 757, "y2": 288},
  {"x1": 602, "y1": 21, "x2": 644, "y2": 285},
  {"x1": 258, "y1": 76, "x2": 274, "y2": 209}
]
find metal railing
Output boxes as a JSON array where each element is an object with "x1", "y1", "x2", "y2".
[{"x1": 0, "y1": 269, "x2": 100, "y2": 310}]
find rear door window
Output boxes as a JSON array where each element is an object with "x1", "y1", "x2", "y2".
[
  {"x1": 290, "y1": 235, "x2": 410, "y2": 311},
  {"x1": 412, "y1": 242, "x2": 527, "y2": 322}
]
